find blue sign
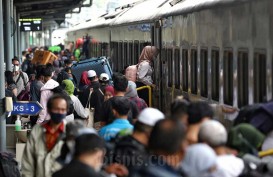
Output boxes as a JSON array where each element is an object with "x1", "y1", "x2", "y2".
[{"x1": 11, "y1": 102, "x2": 43, "y2": 116}]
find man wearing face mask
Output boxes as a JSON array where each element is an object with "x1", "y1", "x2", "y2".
[
  {"x1": 12, "y1": 58, "x2": 29, "y2": 95},
  {"x1": 22, "y1": 94, "x2": 68, "y2": 177}
]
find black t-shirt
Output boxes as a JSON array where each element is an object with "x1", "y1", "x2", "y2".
[{"x1": 99, "y1": 96, "x2": 139, "y2": 124}]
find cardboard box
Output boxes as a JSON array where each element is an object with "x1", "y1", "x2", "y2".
[{"x1": 32, "y1": 50, "x2": 58, "y2": 65}]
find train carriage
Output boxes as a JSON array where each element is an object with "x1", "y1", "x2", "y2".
[{"x1": 66, "y1": 0, "x2": 273, "y2": 127}]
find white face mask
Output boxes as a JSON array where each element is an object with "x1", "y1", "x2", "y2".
[{"x1": 13, "y1": 65, "x2": 20, "y2": 72}]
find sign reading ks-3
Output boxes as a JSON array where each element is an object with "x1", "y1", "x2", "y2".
[{"x1": 11, "y1": 102, "x2": 43, "y2": 116}]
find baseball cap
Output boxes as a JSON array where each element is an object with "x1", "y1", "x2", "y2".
[
  {"x1": 138, "y1": 108, "x2": 165, "y2": 126},
  {"x1": 87, "y1": 70, "x2": 96, "y2": 78},
  {"x1": 99, "y1": 73, "x2": 109, "y2": 81}
]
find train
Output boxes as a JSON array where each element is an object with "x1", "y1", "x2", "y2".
[{"x1": 65, "y1": 0, "x2": 273, "y2": 127}]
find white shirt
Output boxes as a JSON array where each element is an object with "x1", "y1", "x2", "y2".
[
  {"x1": 66, "y1": 95, "x2": 88, "y2": 122},
  {"x1": 217, "y1": 155, "x2": 244, "y2": 177}
]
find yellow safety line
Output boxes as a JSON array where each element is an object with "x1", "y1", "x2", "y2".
[
  {"x1": 136, "y1": 86, "x2": 152, "y2": 107},
  {"x1": 259, "y1": 149, "x2": 273, "y2": 158}
]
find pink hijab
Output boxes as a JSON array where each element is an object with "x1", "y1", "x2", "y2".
[{"x1": 138, "y1": 46, "x2": 158, "y2": 64}]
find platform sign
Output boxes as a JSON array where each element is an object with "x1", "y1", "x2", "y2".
[
  {"x1": 20, "y1": 18, "x2": 42, "y2": 32},
  {"x1": 11, "y1": 102, "x2": 43, "y2": 116}
]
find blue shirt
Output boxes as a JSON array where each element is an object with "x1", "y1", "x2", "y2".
[{"x1": 99, "y1": 119, "x2": 133, "y2": 141}]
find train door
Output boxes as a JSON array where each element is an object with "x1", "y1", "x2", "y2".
[{"x1": 152, "y1": 21, "x2": 163, "y2": 110}]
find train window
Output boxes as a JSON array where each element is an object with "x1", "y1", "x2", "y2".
[
  {"x1": 167, "y1": 49, "x2": 173, "y2": 87},
  {"x1": 254, "y1": 52, "x2": 267, "y2": 103},
  {"x1": 98, "y1": 43, "x2": 102, "y2": 57},
  {"x1": 174, "y1": 49, "x2": 180, "y2": 89},
  {"x1": 129, "y1": 42, "x2": 133, "y2": 65},
  {"x1": 191, "y1": 49, "x2": 198, "y2": 94},
  {"x1": 118, "y1": 42, "x2": 123, "y2": 72},
  {"x1": 237, "y1": 50, "x2": 249, "y2": 108},
  {"x1": 124, "y1": 41, "x2": 128, "y2": 68},
  {"x1": 111, "y1": 42, "x2": 119, "y2": 72},
  {"x1": 211, "y1": 49, "x2": 220, "y2": 101},
  {"x1": 134, "y1": 41, "x2": 139, "y2": 64},
  {"x1": 200, "y1": 49, "x2": 208, "y2": 97},
  {"x1": 102, "y1": 43, "x2": 109, "y2": 57},
  {"x1": 182, "y1": 49, "x2": 188, "y2": 92},
  {"x1": 223, "y1": 50, "x2": 233, "y2": 105}
]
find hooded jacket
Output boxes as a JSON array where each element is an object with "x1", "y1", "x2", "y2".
[{"x1": 37, "y1": 79, "x2": 59, "y2": 124}]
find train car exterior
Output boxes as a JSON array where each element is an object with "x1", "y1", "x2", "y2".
[{"x1": 66, "y1": 0, "x2": 273, "y2": 127}]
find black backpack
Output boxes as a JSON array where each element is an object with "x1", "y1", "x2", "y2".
[
  {"x1": 0, "y1": 152, "x2": 20, "y2": 177},
  {"x1": 51, "y1": 86, "x2": 74, "y2": 115}
]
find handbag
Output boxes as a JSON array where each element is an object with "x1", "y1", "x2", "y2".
[
  {"x1": 85, "y1": 88, "x2": 94, "y2": 127},
  {"x1": 17, "y1": 73, "x2": 31, "y2": 101}
]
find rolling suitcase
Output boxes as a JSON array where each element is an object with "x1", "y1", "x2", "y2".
[{"x1": 71, "y1": 57, "x2": 113, "y2": 87}]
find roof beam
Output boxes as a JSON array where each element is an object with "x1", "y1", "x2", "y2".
[{"x1": 15, "y1": 0, "x2": 75, "y2": 6}]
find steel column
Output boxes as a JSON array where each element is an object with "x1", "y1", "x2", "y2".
[
  {"x1": 4, "y1": 0, "x2": 12, "y2": 70},
  {"x1": 0, "y1": 0, "x2": 6, "y2": 151}
]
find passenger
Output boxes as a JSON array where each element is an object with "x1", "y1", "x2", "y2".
[
  {"x1": 99, "y1": 73, "x2": 110, "y2": 93},
  {"x1": 199, "y1": 120, "x2": 244, "y2": 177},
  {"x1": 21, "y1": 54, "x2": 34, "y2": 76},
  {"x1": 37, "y1": 65, "x2": 60, "y2": 124},
  {"x1": 181, "y1": 144, "x2": 227, "y2": 177},
  {"x1": 170, "y1": 98, "x2": 190, "y2": 128},
  {"x1": 79, "y1": 70, "x2": 104, "y2": 124},
  {"x1": 22, "y1": 95, "x2": 68, "y2": 177},
  {"x1": 104, "y1": 86, "x2": 114, "y2": 101},
  {"x1": 57, "y1": 59, "x2": 76, "y2": 85},
  {"x1": 125, "y1": 81, "x2": 148, "y2": 112},
  {"x1": 52, "y1": 133, "x2": 105, "y2": 177},
  {"x1": 99, "y1": 73, "x2": 139, "y2": 125},
  {"x1": 5, "y1": 71, "x2": 18, "y2": 97},
  {"x1": 186, "y1": 101, "x2": 213, "y2": 144},
  {"x1": 99, "y1": 97, "x2": 133, "y2": 141},
  {"x1": 62, "y1": 79, "x2": 88, "y2": 122},
  {"x1": 57, "y1": 120, "x2": 85, "y2": 165},
  {"x1": 12, "y1": 57, "x2": 29, "y2": 95},
  {"x1": 30, "y1": 66, "x2": 44, "y2": 102},
  {"x1": 78, "y1": 71, "x2": 90, "y2": 91},
  {"x1": 113, "y1": 108, "x2": 164, "y2": 170},
  {"x1": 129, "y1": 119, "x2": 187, "y2": 177},
  {"x1": 227, "y1": 123, "x2": 265, "y2": 157},
  {"x1": 136, "y1": 46, "x2": 158, "y2": 104}
]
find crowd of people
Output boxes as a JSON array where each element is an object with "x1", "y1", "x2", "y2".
[{"x1": 3, "y1": 46, "x2": 273, "y2": 177}]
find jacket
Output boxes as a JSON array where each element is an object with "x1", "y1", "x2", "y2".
[
  {"x1": 114, "y1": 135, "x2": 148, "y2": 170},
  {"x1": 137, "y1": 61, "x2": 153, "y2": 86},
  {"x1": 66, "y1": 95, "x2": 88, "y2": 122},
  {"x1": 37, "y1": 79, "x2": 59, "y2": 124},
  {"x1": 79, "y1": 81, "x2": 104, "y2": 122},
  {"x1": 21, "y1": 123, "x2": 65, "y2": 177},
  {"x1": 53, "y1": 160, "x2": 105, "y2": 177},
  {"x1": 30, "y1": 80, "x2": 44, "y2": 102}
]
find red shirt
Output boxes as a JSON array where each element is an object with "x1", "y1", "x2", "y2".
[{"x1": 43, "y1": 122, "x2": 65, "y2": 151}]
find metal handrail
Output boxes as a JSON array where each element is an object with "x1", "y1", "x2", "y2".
[
  {"x1": 259, "y1": 149, "x2": 273, "y2": 158},
  {"x1": 136, "y1": 86, "x2": 152, "y2": 107}
]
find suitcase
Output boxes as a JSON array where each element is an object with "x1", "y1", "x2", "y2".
[{"x1": 71, "y1": 57, "x2": 113, "y2": 87}]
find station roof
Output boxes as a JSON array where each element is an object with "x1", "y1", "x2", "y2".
[{"x1": 14, "y1": 0, "x2": 92, "y2": 24}]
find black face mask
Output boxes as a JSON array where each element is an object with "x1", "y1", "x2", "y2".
[{"x1": 50, "y1": 112, "x2": 66, "y2": 124}]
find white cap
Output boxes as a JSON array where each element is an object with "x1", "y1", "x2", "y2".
[
  {"x1": 199, "y1": 120, "x2": 227, "y2": 147},
  {"x1": 87, "y1": 70, "x2": 96, "y2": 78},
  {"x1": 138, "y1": 108, "x2": 165, "y2": 126},
  {"x1": 99, "y1": 73, "x2": 109, "y2": 81}
]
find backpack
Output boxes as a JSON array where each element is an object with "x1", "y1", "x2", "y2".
[
  {"x1": 234, "y1": 101, "x2": 273, "y2": 134},
  {"x1": 51, "y1": 86, "x2": 74, "y2": 115},
  {"x1": 0, "y1": 152, "x2": 21, "y2": 177},
  {"x1": 17, "y1": 73, "x2": 31, "y2": 101},
  {"x1": 125, "y1": 65, "x2": 137, "y2": 82}
]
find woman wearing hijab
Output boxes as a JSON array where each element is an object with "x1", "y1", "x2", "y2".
[
  {"x1": 125, "y1": 81, "x2": 147, "y2": 112},
  {"x1": 181, "y1": 144, "x2": 228, "y2": 177},
  {"x1": 79, "y1": 71, "x2": 91, "y2": 91},
  {"x1": 136, "y1": 46, "x2": 158, "y2": 105},
  {"x1": 62, "y1": 79, "x2": 88, "y2": 122},
  {"x1": 104, "y1": 85, "x2": 114, "y2": 101}
]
